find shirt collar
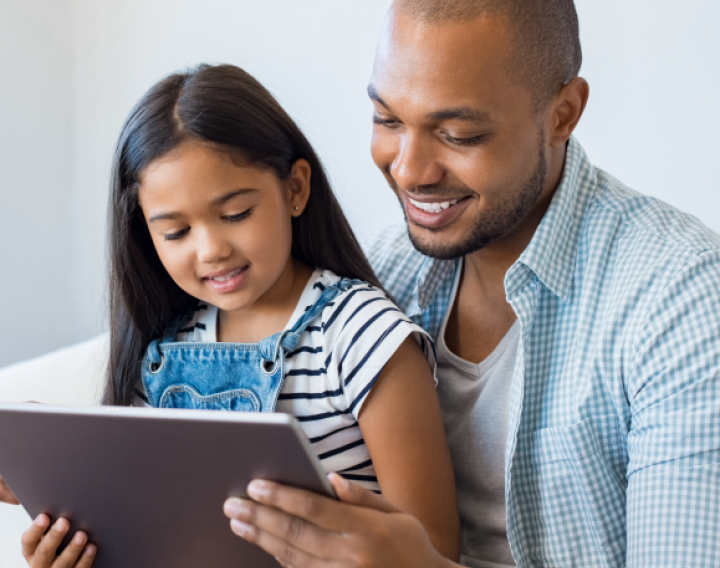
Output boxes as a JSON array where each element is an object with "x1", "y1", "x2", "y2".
[
  {"x1": 411, "y1": 137, "x2": 597, "y2": 312},
  {"x1": 508, "y1": 137, "x2": 597, "y2": 301}
]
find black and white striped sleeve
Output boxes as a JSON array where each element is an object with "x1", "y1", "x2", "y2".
[{"x1": 322, "y1": 283, "x2": 437, "y2": 420}]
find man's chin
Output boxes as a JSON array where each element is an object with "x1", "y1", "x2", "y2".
[{"x1": 407, "y1": 227, "x2": 481, "y2": 261}]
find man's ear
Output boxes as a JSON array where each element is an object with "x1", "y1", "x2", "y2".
[
  {"x1": 548, "y1": 77, "x2": 590, "y2": 148},
  {"x1": 287, "y1": 159, "x2": 312, "y2": 217}
]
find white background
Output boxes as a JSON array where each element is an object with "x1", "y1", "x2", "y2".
[{"x1": 0, "y1": 0, "x2": 719, "y2": 564}]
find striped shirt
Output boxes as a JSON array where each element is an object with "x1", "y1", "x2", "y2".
[
  {"x1": 135, "y1": 269, "x2": 435, "y2": 492},
  {"x1": 369, "y1": 137, "x2": 720, "y2": 567}
]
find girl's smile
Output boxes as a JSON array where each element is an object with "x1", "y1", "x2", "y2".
[{"x1": 202, "y1": 265, "x2": 249, "y2": 294}]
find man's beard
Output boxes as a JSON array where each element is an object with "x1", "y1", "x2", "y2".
[{"x1": 405, "y1": 132, "x2": 548, "y2": 261}]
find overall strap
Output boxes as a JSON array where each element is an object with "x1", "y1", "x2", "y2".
[
  {"x1": 258, "y1": 278, "x2": 364, "y2": 365},
  {"x1": 145, "y1": 308, "x2": 197, "y2": 368}
]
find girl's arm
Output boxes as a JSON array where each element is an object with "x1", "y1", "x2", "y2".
[
  {"x1": 21, "y1": 514, "x2": 96, "y2": 568},
  {"x1": 357, "y1": 336, "x2": 460, "y2": 560}
]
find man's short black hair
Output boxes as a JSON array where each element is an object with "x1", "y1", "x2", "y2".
[{"x1": 396, "y1": 0, "x2": 582, "y2": 108}]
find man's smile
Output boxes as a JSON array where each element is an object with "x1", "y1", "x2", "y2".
[{"x1": 402, "y1": 193, "x2": 473, "y2": 230}]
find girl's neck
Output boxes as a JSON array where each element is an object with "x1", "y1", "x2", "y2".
[{"x1": 217, "y1": 258, "x2": 313, "y2": 343}]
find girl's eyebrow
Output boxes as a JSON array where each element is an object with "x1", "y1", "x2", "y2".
[
  {"x1": 148, "y1": 188, "x2": 258, "y2": 223},
  {"x1": 211, "y1": 188, "x2": 258, "y2": 206}
]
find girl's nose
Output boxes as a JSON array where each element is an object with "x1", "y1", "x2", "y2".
[{"x1": 196, "y1": 227, "x2": 232, "y2": 263}]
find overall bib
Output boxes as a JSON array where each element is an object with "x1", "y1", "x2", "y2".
[{"x1": 141, "y1": 278, "x2": 358, "y2": 412}]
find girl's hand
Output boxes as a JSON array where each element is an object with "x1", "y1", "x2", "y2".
[
  {"x1": 0, "y1": 474, "x2": 19, "y2": 504},
  {"x1": 21, "y1": 515, "x2": 96, "y2": 568}
]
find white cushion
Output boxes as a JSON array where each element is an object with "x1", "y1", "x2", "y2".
[{"x1": 0, "y1": 334, "x2": 108, "y2": 406}]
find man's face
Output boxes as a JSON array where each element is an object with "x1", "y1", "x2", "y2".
[{"x1": 369, "y1": 10, "x2": 550, "y2": 259}]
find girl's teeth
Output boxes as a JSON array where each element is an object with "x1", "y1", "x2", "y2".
[
  {"x1": 409, "y1": 198, "x2": 460, "y2": 213},
  {"x1": 211, "y1": 268, "x2": 243, "y2": 281}
]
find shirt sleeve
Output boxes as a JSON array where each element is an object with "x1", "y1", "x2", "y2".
[
  {"x1": 322, "y1": 282, "x2": 436, "y2": 420},
  {"x1": 626, "y1": 249, "x2": 720, "y2": 567}
]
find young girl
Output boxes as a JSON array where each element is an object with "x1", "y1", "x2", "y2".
[{"x1": 19, "y1": 63, "x2": 459, "y2": 567}]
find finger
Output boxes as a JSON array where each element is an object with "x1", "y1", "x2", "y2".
[
  {"x1": 0, "y1": 478, "x2": 20, "y2": 505},
  {"x1": 33, "y1": 517, "x2": 71, "y2": 564},
  {"x1": 328, "y1": 474, "x2": 400, "y2": 514},
  {"x1": 245, "y1": 479, "x2": 375, "y2": 533},
  {"x1": 54, "y1": 531, "x2": 89, "y2": 568},
  {"x1": 229, "y1": 518, "x2": 334, "y2": 568},
  {"x1": 74, "y1": 543, "x2": 97, "y2": 568},
  {"x1": 225, "y1": 497, "x2": 344, "y2": 560},
  {"x1": 21, "y1": 515, "x2": 50, "y2": 559}
]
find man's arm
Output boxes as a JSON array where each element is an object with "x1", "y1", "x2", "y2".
[
  {"x1": 626, "y1": 250, "x2": 720, "y2": 567},
  {"x1": 224, "y1": 474, "x2": 459, "y2": 568}
]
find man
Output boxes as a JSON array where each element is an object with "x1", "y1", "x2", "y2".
[{"x1": 222, "y1": 0, "x2": 720, "y2": 566}]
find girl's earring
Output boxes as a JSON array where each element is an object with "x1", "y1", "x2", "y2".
[{"x1": 294, "y1": 206, "x2": 299, "y2": 211}]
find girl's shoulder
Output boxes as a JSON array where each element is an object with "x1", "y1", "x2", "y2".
[{"x1": 312, "y1": 269, "x2": 430, "y2": 350}]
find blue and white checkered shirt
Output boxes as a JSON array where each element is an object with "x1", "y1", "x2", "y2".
[{"x1": 368, "y1": 137, "x2": 720, "y2": 568}]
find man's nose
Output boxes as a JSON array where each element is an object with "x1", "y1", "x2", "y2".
[
  {"x1": 390, "y1": 133, "x2": 443, "y2": 191},
  {"x1": 196, "y1": 227, "x2": 232, "y2": 263}
]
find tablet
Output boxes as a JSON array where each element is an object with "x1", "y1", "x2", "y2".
[{"x1": 0, "y1": 403, "x2": 335, "y2": 568}]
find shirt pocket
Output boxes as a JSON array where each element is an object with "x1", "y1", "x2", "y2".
[
  {"x1": 522, "y1": 418, "x2": 627, "y2": 568},
  {"x1": 159, "y1": 384, "x2": 261, "y2": 412}
]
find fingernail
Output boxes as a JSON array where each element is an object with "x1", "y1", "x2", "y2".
[
  {"x1": 224, "y1": 498, "x2": 250, "y2": 519},
  {"x1": 34, "y1": 515, "x2": 48, "y2": 527},
  {"x1": 230, "y1": 519, "x2": 254, "y2": 539},
  {"x1": 248, "y1": 480, "x2": 270, "y2": 500},
  {"x1": 329, "y1": 472, "x2": 349, "y2": 491},
  {"x1": 54, "y1": 519, "x2": 69, "y2": 532},
  {"x1": 73, "y1": 532, "x2": 87, "y2": 545},
  {"x1": 85, "y1": 544, "x2": 96, "y2": 556}
]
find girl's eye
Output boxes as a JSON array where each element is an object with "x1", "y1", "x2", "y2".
[
  {"x1": 223, "y1": 209, "x2": 252, "y2": 223},
  {"x1": 443, "y1": 133, "x2": 488, "y2": 147},
  {"x1": 164, "y1": 228, "x2": 189, "y2": 241},
  {"x1": 373, "y1": 116, "x2": 401, "y2": 128}
]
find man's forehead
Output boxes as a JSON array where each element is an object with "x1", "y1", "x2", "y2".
[
  {"x1": 371, "y1": 9, "x2": 513, "y2": 93},
  {"x1": 368, "y1": 11, "x2": 520, "y2": 121}
]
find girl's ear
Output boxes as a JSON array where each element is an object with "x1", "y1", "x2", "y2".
[{"x1": 286, "y1": 159, "x2": 312, "y2": 217}]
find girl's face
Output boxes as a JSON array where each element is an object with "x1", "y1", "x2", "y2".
[{"x1": 138, "y1": 142, "x2": 311, "y2": 314}]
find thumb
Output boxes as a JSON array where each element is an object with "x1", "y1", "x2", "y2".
[{"x1": 328, "y1": 473, "x2": 400, "y2": 514}]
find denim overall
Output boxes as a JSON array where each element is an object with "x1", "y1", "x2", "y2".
[{"x1": 141, "y1": 278, "x2": 358, "y2": 412}]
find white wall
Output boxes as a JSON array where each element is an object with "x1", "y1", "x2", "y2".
[
  {"x1": 575, "y1": 0, "x2": 720, "y2": 224},
  {"x1": 0, "y1": 0, "x2": 74, "y2": 368}
]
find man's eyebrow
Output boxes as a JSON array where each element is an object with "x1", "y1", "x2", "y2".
[
  {"x1": 367, "y1": 84, "x2": 391, "y2": 110},
  {"x1": 427, "y1": 107, "x2": 495, "y2": 123},
  {"x1": 148, "y1": 189, "x2": 257, "y2": 223}
]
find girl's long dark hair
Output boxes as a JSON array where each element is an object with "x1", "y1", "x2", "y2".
[{"x1": 105, "y1": 64, "x2": 382, "y2": 406}]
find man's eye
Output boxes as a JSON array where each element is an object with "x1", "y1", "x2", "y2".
[
  {"x1": 164, "y1": 228, "x2": 189, "y2": 241},
  {"x1": 372, "y1": 116, "x2": 401, "y2": 128},
  {"x1": 224, "y1": 209, "x2": 251, "y2": 223},
  {"x1": 444, "y1": 133, "x2": 488, "y2": 147}
]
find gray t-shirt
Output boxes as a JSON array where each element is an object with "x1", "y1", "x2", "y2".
[{"x1": 436, "y1": 266, "x2": 519, "y2": 568}]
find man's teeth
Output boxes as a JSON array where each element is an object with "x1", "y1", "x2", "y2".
[
  {"x1": 409, "y1": 197, "x2": 460, "y2": 213},
  {"x1": 210, "y1": 268, "x2": 244, "y2": 282}
]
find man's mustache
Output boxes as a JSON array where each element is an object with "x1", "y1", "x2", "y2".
[{"x1": 387, "y1": 175, "x2": 473, "y2": 198}]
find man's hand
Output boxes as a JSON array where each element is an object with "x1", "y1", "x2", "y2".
[
  {"x1": 224, "y1": 473, "x2": 458, "y2": 568},
  {"x1": 0, "y1": 475, "x2": 19, "y2": 505}
]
